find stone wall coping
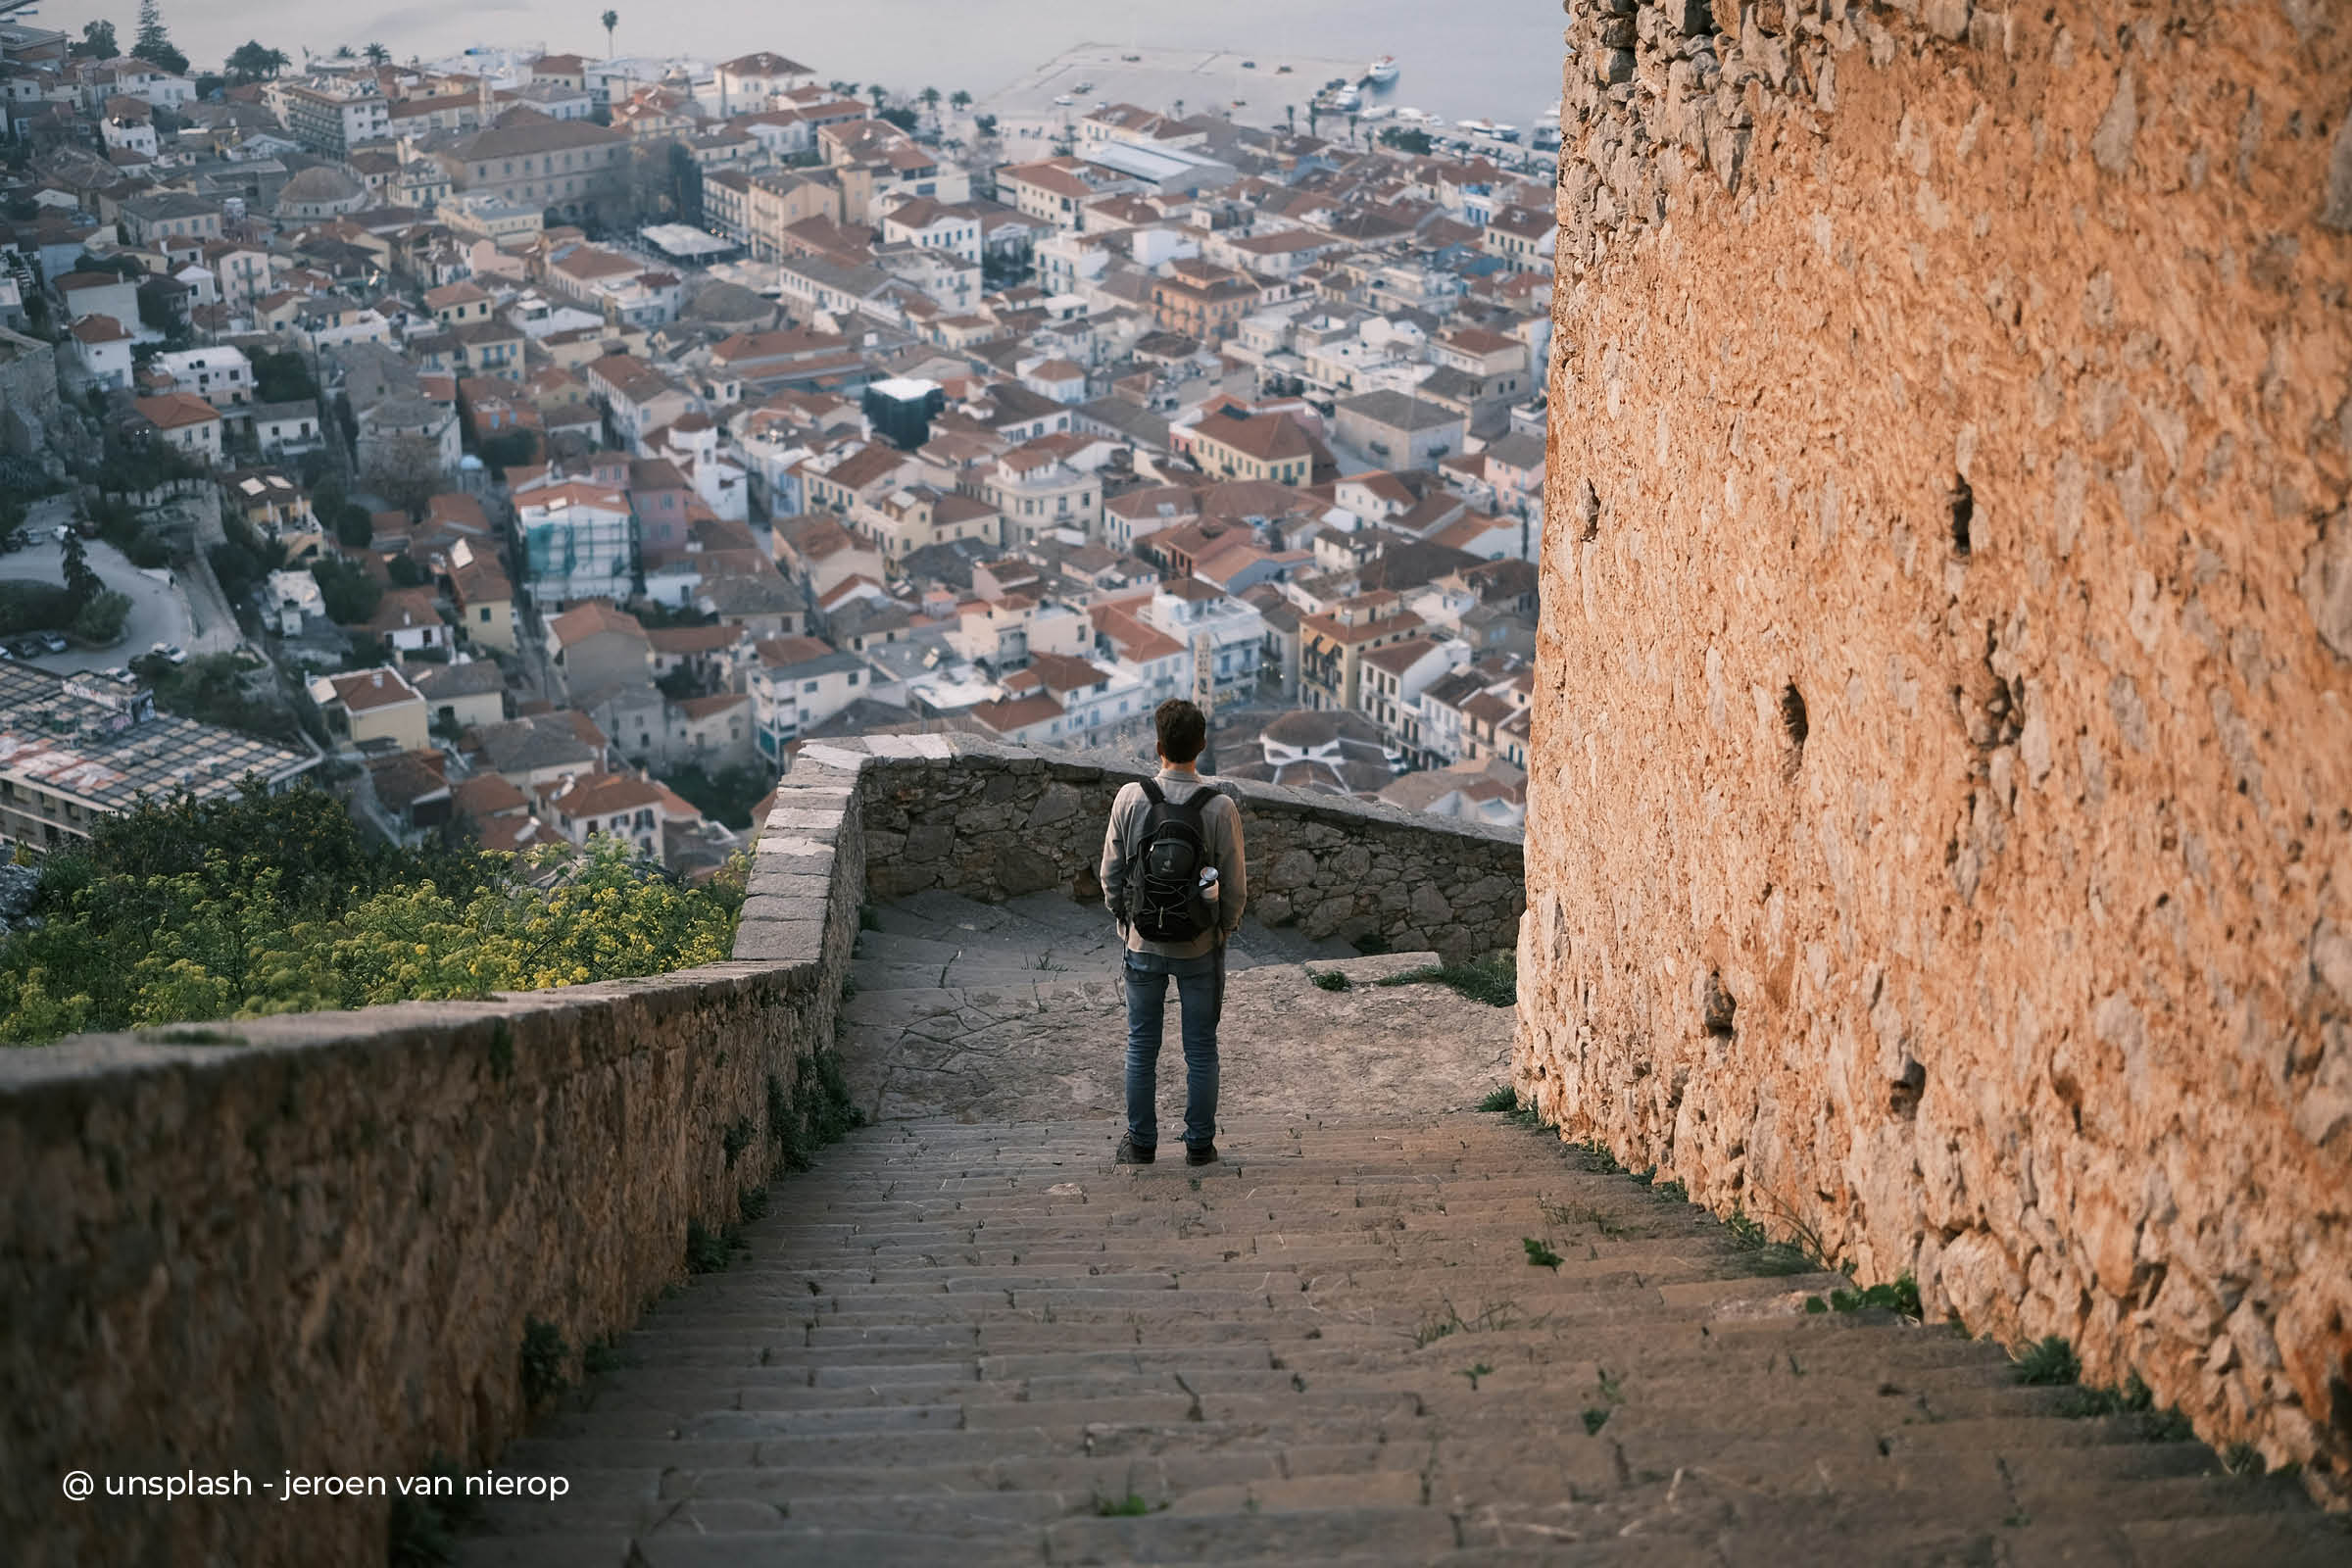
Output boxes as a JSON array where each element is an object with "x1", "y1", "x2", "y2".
[
  {"x1": 803, "y1": 733, "x2": 1526, "y2": 847},
  {"x1": 0, "y1": 963, "x2": 822, "y2": 1092}
]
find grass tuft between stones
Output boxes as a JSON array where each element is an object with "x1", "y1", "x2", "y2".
[
  {"x1": 518, "y1": 1317, "x2": 568, "y2": 1406},
  {"x1": 770, "y1": 1048, "x2": 865, "y2": 1175},
  {"x1": 1804, "y1": 1276, "x2": 1923, "y2": 1319},
  {"x1": 685, "y1": 1219, "x2": 740, "y2": 1274},
  {"x1": 1309, "y1": 969, "x2": 1351, "y2": 991},
  {"x1": 1725, "y1": 1207, "x2": 1819, "y2": 1277},
  {"x1": 2054, "y1": 1372, "x2": 2197, "y2": 1442},
  {"x1": 2013, "y1": 1335, "x2": 2082, "y2": 1386},
  {"x1": 1376, "y1": 951, "x2": 1516, "y2": 1006},
  {"x1": 1475, "y1": 1085, "x2": 1520, "y2": 1113}
]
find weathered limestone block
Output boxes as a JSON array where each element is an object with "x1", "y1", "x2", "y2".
[
  {"x1": 1534, "y1": 0, "x2": 2352, "y2": 1503},
  {"x1": 1265, "y1": 849, "x2": 1318, "y2": 892},
  {"x1": 733, "y1": 919, "x2": 825, "y2": 963},
  {"x1": 1027, "y1": 782, "x2": 1084, "y2": 829},
  {"x1": 904, "y1": 822, "x2": 955, "y2": 862}
]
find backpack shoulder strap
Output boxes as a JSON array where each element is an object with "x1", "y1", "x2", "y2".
[{"x1": 1137, "y1": 778, "x2": 1165, "y2": 807}]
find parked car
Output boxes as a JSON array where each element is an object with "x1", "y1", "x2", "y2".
[
  {"x1": 7, "y1": 637, "x2": 39, "y2": 659},
  {"x1": 1052, "y1": 93, "x2": 1074, "y2": 106},
  {"x1": 40, "y1": 632, "x2": 68, "y2": 654}
]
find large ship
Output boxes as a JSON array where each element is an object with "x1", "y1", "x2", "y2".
[{"x1": 1366, "y1": 54, "x2": 1399, "y2": 84}]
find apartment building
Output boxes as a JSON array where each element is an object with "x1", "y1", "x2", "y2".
[
  {"x1": 516, "y1": 481, "x2": 636, "y2": 608},
  {"x1": 151, "y1": 347, "x2": 252, "y2": 411},
  {"x1": 983, "y1": 447, "x2": 1099, "y2": 545},
  {"x1": 440, "y1": 110, "x2": 629, "y2": 222},
  {"x1": 1298, "y1": 590, "x2": 1426, "y2": 712},
  {"x1": 1358, "y1": 633, "x2": 1472, "y2": 764},
  {"x1": 270, "y1": 77, "x2": 391, "y2": 156},
  {"x1": 1139, "y1": 578, "x2": 1265, "y2": 700},
  {"x1": 1179, "y1": 406, "x2": 1316, "y2": 486}
]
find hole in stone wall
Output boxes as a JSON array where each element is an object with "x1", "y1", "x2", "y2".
[
  {"x1": 1779, "y1": 683, "x2": 1808, "y2": 778},
  {"x1": 1576, "y1": 477, "x2": 1599, "y2": 542},
  {"x1": 1702, "y1": 971, "x2": 1738, "y2": 1037},
  {"x1": 1949, "y1": 474, "x2": 1975, "y2": 557},
  {"x1": 1888, "y1": 1057, "x2": 1926, "y2": 1118}
]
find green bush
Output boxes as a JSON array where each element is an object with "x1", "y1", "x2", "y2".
[
  {"x1": 311, "y1": 556, "x2": 380, "y2": 625},
  {"x1": 0, "y1": 580, "x2": 74, "y2": 636},
  {"x1": 70, "y1": 590, "x2": 131, "y2": 644},
  {"x1": 0, "y1": 789, "x2": 749, "y2": 1044}
]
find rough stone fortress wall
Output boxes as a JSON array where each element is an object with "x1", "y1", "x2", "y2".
[
  {"x1": 1526, "y1": 0, "x2": 2352, "y2": 1497},
  {"x1": 2, "y1": 737, "x2": 1522, "y2": 1565}
]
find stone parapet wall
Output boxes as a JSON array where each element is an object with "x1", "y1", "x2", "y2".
[
  {"x1": 1529, "y1": 0, "x2": 2350, "y2": 1500},
  {"x1": 2, "y1": 777, "x2": 869, "y2": 1566},
  {"x1": 819, "y1": 733, "x2": 1525, "y2": 964},
  {"x1": 3, "y1": 739, "x2": 1522, "y2": 1562}
]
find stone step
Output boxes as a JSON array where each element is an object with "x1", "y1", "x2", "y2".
[
  {"x1": 474, "y1": 1047, "x2": 2334, "y2": 1566},
  {"x1": 1044, "y1": 1503, "x2": 1461, "y2": 1563},
  {"x1": 628, "y1": 1529, "x2": 1047, "y2": 1568}
]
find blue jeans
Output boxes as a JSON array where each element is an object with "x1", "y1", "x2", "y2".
[{"x1": 1123, "y1": 948, "x2": 1223, "y2": 1152}]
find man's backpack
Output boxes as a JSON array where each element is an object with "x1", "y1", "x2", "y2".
[{"x1": 1122, "y1": 779, "x2": 1217, "y2": 943}]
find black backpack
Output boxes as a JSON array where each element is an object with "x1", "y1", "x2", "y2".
[{"x1": 1122, "y1": 779, "x2": 1216, "y2": 943}]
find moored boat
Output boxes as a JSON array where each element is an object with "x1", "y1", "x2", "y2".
[{"x1": 1367, "y1": 54, "x2": 1399, "y2": 84}]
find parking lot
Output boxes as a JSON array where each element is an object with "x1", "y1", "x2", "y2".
[{"x1": 0, "y1": 497, "x2": 199, "y2": 677}]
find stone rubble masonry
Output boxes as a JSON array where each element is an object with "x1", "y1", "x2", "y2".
[
  {"x1": 1532, "y1": 0, "x2": 2351, "y2": 1504},
  {"x1": 0, "y1": 737, "x2": 1522, "y2": 1564},
  {"x1": 844, "y1": 733, "x2": 1526, "y2": 965}
]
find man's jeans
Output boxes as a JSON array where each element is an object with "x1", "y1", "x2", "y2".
[{"x1": 1123, "y1": 947, "x2": 1223, "y2": 1152}]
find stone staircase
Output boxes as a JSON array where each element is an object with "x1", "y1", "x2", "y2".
[{"x1": 455, "y1": 896, "x2": 2344, "y2": 1566}]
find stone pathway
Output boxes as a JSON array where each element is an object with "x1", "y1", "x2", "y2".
[
  {"x1": 839, "y1": 890, "x2": 1510, "y2": 1124},
  {"x1": 455, "y1": 896, "x2": 2345, "y2": 1565}
]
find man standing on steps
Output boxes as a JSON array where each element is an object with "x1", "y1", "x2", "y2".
[{"x1": 1100, "y1": 699, "x2": 1246, "y2": 1168}]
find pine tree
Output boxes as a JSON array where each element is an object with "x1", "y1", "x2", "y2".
[
  {"x1": 129, "y1": 0, "x2": 187, "y2": 75},
  {"x1": 60, "y1": 529, "x2": 101, "y2": 610}
]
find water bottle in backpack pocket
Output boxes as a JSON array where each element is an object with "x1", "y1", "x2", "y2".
[{"x1": 1122, "y1": 779, "x2": 1217, "y2": 943}]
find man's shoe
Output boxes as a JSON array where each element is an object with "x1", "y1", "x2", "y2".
[
  {"x1": 1185, "y1": 1142, "x2": 1218, "y2": 1166},
  {"x1": 1115, "y1": 1136, "x2": 1154, "y2": 1164}
]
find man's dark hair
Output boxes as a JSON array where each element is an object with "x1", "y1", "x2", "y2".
[{"x1": 1154, "y1": 698, "x2": 1206, "y2": 764}]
